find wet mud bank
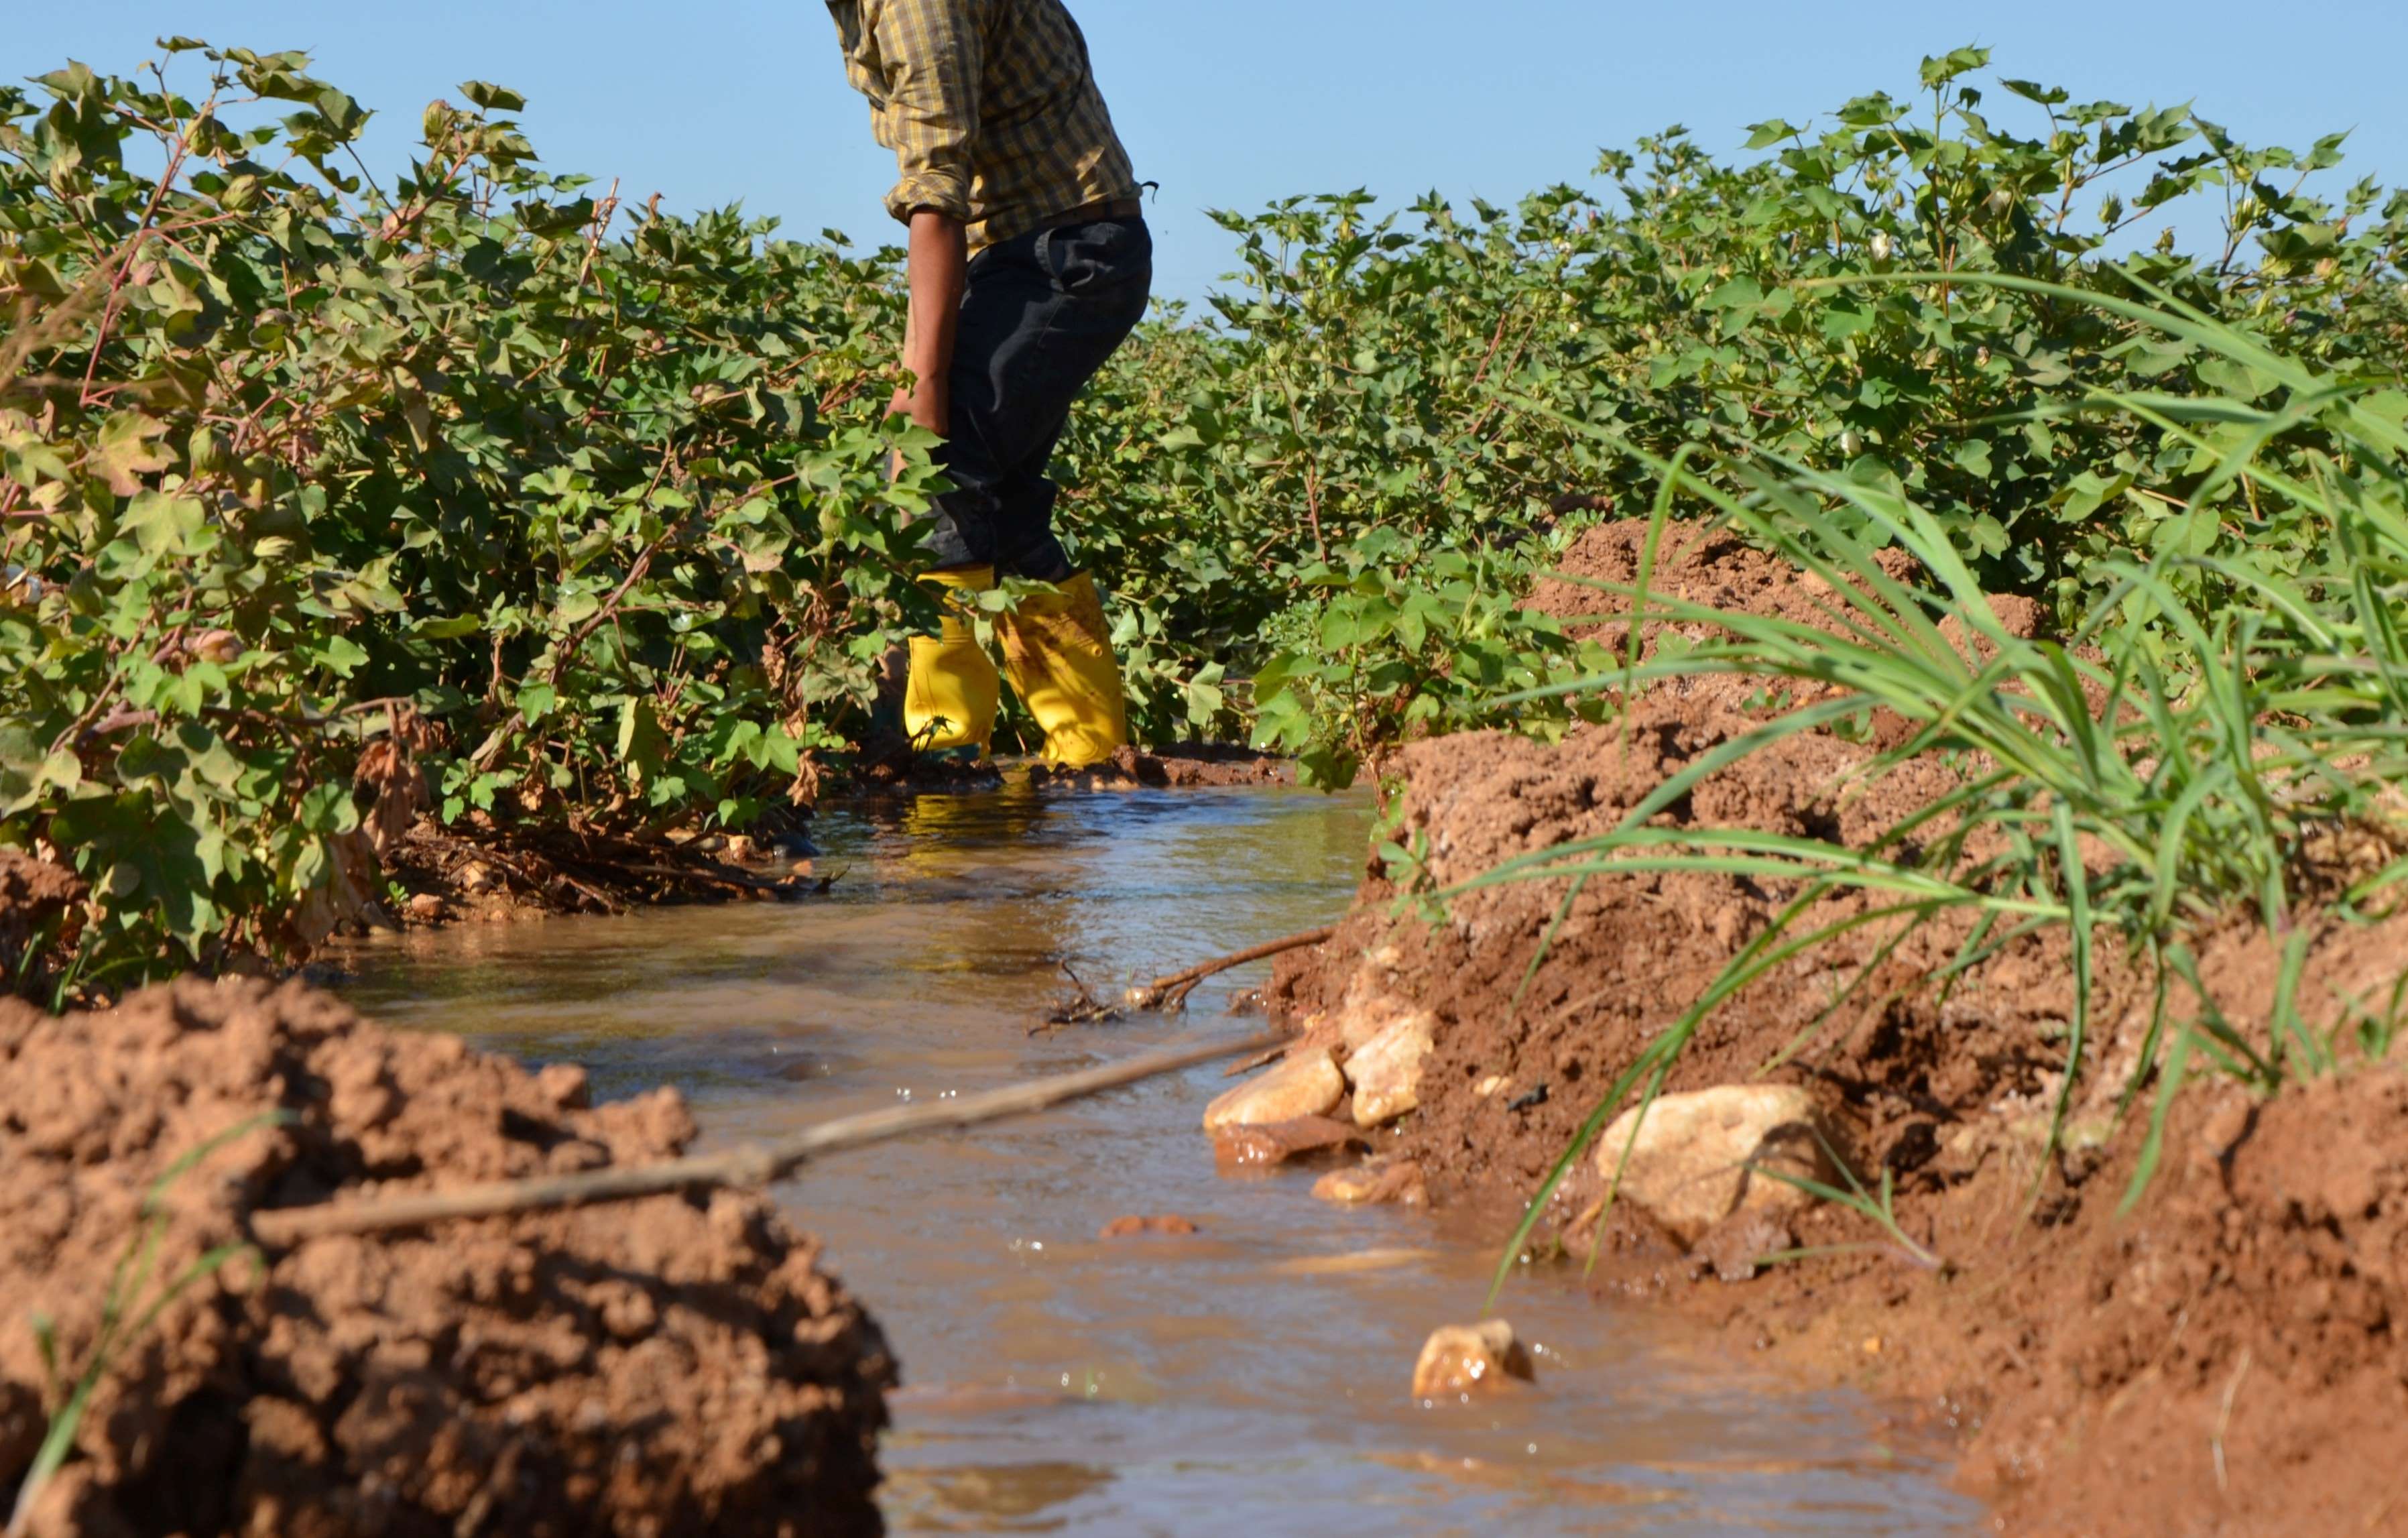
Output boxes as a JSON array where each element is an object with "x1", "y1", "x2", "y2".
[
  {"x1": 377, "y1": 748, "x2": 1290, "y2": 935},
  {"x1": 1262, "y1": 520, "x2": 2408, "y2": 1537},
  {"x1": 0, "y1": 976, "x2": 892, "y2": 1537}
]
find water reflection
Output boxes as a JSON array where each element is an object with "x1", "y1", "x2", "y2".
[
  {"x1": 338, "y1": 786, "x2": 1980, "y2": 1535},
  {"x1": 885, "y1": 1458, "x2": 1113, "y2": 1532}
]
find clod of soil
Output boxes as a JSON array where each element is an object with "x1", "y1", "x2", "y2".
[
  {"x1": 0, "y1": 976, "x2": 893, "y2": 1537},
  {"x1": 1271, "y1": 518, "x2": 2408, "y2": 1537},
  {"x1": 0, "y1": 848, "x2": 84, "y2": 996},
  {"x1": 1029, "y1": 744, "x2": 1298, "y2": 790}
]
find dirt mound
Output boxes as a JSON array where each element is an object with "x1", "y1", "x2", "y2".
[
  {"x1": 0, "y1": 976, "x2": 893, "y2": 1537},
  {"x1": 1877, "y1": 1058, "x2": 2408, "y2": 1536},
  {"x1": 1527, "y1": 517, "x2": 2045, "y2": 736},
  {"x1": 1528, "y1": 515, "x2": 2046, "y2": 640},
  {"x1": 1268, "y1": 518, "x2": 2408, "y2": 1537},
  {"x1": 0, "y1": 848, "x2": 86, "y2": 1000}
]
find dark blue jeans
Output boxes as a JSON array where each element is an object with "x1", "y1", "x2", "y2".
[{"x1": 924, "y1": 215, "x2": 1152, "y2": 580}]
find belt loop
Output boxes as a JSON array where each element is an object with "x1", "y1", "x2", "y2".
[{"x1": 1034, "y1": 225, "x2": 1052, "y2": 270}]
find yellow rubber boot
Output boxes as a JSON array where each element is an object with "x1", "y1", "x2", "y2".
[
  {"x1": 902, "y1": 566, "x2": 1000, "y2": 755},
  {"x1": 998, "y1": 571, "x2": 1128, "y2": 768}
]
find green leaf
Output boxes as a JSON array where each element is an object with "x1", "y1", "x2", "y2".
[
  {"x1": 459, "y1": 80, "x2": 528, "y2": 113},
  {"x1": 95, "y1": 412, "x2": 175, "y2": 495},
  {"x1": 517, "y1": 196, "x2": 597, "y2": 239},
  {"x1": 118, "y1": 492, "x2": 211, "y2": 559},
  {"x1": 2152, "y1": 509, "x2": 2221, "y2": 557},
  {"x1": 615, "y1": 697, "x2": 667, "y2": 786},
  {"x1": 1701, "y1": 277, "x2": 1764, "y2": 310},
  {"x1": 1918, "y1": 46, "x2": 1990, "y2": 88},
  {"x1": 1817, "y1": 298, "x2": 1876, "y2": 342},
  {"x1": 2000, "y1": 78, "x2": 2069, "y2": 106},
  {"x1": 2193, "y1": 358, "x2": 2271, "y2": 402},
  {"x1": 310, "y1": 87, "x2": 369, "y2": 140}
]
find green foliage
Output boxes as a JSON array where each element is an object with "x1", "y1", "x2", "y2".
[
  {"x1": 1050, "y1": 185, "x2": 1623, "y2": 745},
  {"x1": 1, "y1": 44, "x2": 939, "y2": 981},
  {"x1": 5, "y1": 40, "x2": 2406, "y2": 998},
  {"x1": 1248, "y1": 527, "x2": 1608, "y2": 788},
  {"x1": 1065, "y1": 54, "x2": 2403, "y2": 772}
]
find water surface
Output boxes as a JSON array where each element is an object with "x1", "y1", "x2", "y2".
[{"x1": 340, "y1": 786, "x2": 1980, "y2": 1536}]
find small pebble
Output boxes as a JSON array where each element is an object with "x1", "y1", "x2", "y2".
[{"x1": 1412, "y1": 1319, "x2": 1536, "y2": 1399}]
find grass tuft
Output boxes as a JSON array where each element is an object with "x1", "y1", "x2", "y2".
[{"x1": 1476, "y1": 273, "x2": 2408, "y2": 1307}]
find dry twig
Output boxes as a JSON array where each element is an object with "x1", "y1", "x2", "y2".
[
  {"x1": 1124, "y1": 925, "x2": 1336, "y2": 1013},
  {"x1": 251, "y1": 1029, "x2": 1282, "y2": 1245},
  {"x1": 1037, "y1": 961, "x2": 1122, "y2": 1030}
]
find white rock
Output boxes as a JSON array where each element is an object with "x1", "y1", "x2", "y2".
[
  {"x1": 1202, "y1": 1046, "x2": 1344, "y2": 1132},
  {"x1": 1346, "y1": 1012, "x2": 1435, "y2": 1127},
  {"x1": 1412, "y1": 1319, "x2": 1535, "y2": 1399},
  {"x1": 1594, "y1": 1084, "x2": 1829, "y2": 1244},
  {"x1": 1334, "y1": 991, "x2": 1412, "y2": 1050}
]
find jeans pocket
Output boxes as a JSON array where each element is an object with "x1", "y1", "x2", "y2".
[{"x1": 1042, "y1": 220, "x2": 1150, "y2": 297}]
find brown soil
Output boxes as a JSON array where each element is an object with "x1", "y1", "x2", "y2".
[
  {"x1": 1030, "y1": 744, "x2": 1298, "y2": 790},
  {"x1": 0, "y1": 849, "x2": 85, "y2": 999},
  {"x1": 1269, "y1": 518, "x2": 2408, "y2": 1537},
  {"x1": 850, "y1": 752, "x2": 1009, "y2": 794},
  {"x1": 852, "y1": 744, "x2": 1294, "y2": 796},
  {"x1": 0, "y1": 975, "x2": 893, "y2": 1537}
]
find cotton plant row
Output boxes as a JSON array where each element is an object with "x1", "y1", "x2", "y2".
[{"x1": 3, "y1": 39, "x2": 2403, "y2": 996}]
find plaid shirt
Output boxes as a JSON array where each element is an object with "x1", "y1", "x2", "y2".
[{"x1": 826, "y1": 0, "x2": 1138, "y2": 251}]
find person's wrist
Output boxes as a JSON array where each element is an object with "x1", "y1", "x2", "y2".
[{"x1": 883, "y1": 379, "x2": 946, "y2": 434}]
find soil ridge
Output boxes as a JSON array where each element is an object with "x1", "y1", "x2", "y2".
[
  {"x1": 1269, "y1": 518, "x2": 2408, "y2": 1537},
  {"x1": 0, "y1": 975, "x2": 893, "y2": 1537}
]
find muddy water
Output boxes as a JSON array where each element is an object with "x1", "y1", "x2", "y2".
[{"x1": 339, "y1": 786, "x2": 1979, "y2": 1535}]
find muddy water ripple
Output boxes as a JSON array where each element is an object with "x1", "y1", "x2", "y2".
[{"x1": 339, "y1": 786, "x2": 1979, "y2": 1535}]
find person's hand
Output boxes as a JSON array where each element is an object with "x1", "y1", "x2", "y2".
[
  {"x1": 886, "y1": 378, "x2": 948, "y2": 480},
  {"x1": 887, "y1": 377, "x2": 948, "y2": 438}
]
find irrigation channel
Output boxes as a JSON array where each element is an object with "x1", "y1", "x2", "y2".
[{"x1": 335, "y1": 784, "x2": 1980, "y2": 1535}]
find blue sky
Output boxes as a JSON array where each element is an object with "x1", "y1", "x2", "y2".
[{"x1": 13, "y1": 1, "x2": 2406, "y2": 302}]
